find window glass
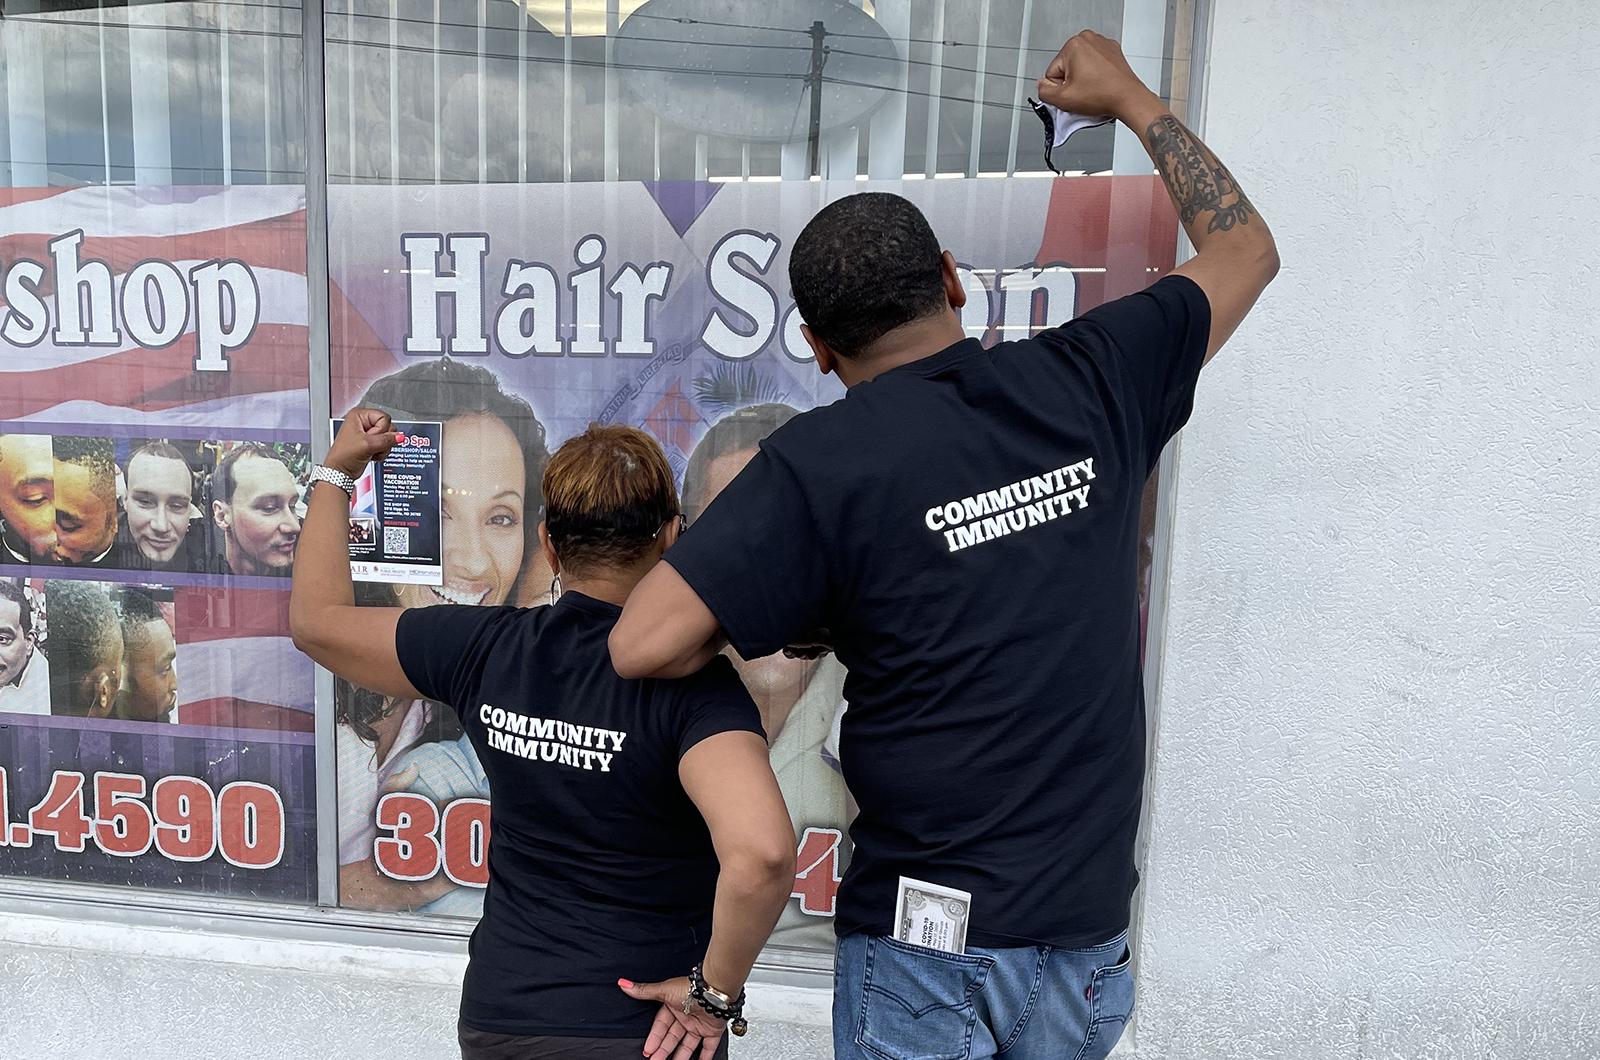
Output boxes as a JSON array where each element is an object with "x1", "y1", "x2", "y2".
[
  {"x1": 324, "y1": 0, "x2": 1191, "y2": 951},
  {"x1": 0, "y1": 0, "x2": 1192, "y2": 942},
  {"x1": 0, "y1": 0, "x2": 317, "y2": 903}
]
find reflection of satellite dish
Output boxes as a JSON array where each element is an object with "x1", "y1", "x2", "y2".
[{"x1": 616, "y1": 0, "x2": 898, "y2": 143}]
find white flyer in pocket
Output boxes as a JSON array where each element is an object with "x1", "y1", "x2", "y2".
[{"x1": 893, "y1": 876, "x2": 973, "y2": 955}]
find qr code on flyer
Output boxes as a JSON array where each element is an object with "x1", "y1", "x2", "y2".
[{"x1": 383, "y1": 526, "x2": 410, "y2": 555}]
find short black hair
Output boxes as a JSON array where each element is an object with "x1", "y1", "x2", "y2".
[
  {"x1": 789, "y1": 192, "x2": 948, "y2": 358},
  {"x1": 45, "y1": 581, "x2": 121, "y2": 716},
  {"x1": 0, "y1": 578, "x2": 31, "y2": 639},
  {"x1": 52, "y1": 436, "x2": 118, "y2": 508},
  {"x1": 682, "y1": 403, "x2": 800, "y2": 522},
  {"x1": 115, "y1": 587, "x2": 167, "y2": 648},
  {"x1": 215, "y1": 443, "x2": 290, "y2": 505}
]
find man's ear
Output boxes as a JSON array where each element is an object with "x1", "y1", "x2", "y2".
[
  {"x1": 537, "y1": 521, "x2": 560, "y2": 576},
  {"x1": 941, "y1": 250, "x2": 967, "y2": 311},
  {"x1": 801, "y1": 323, "x2": 839, "y2": 377},
  {"x1": 89, "y1": 673, "x2": 116, "y2": 718},
  {"x1": 212, "y1": 500, "x2": 230, "y2": 531}
]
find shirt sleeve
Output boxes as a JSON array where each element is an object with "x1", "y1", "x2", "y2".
[
  {"x1": 665, "y1": 445, "x2": 830, "y2": 661},
  {"x1": 394, "y1": 604, "x2": 515, "y2": 711},
  {"x1": 673, "y1": 654, "x2": 766, "y2": 759},
  {"x1": 1047, "y1": 274, "x2": 1211, "y2": 469}
]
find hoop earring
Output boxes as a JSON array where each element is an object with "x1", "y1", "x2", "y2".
[{"x1": 548, "y1": 574, "x2": 562, "y2": 606}]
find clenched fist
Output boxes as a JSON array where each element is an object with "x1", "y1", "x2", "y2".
[
  {"x1": 1035, "y1": 30, "x2": 1157, "y2": 123},
  {"x1": 326, "y1": 407, "x2": 402, "y2": 478}
]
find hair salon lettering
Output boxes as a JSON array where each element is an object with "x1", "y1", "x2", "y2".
[
  {"x1": 0, "y1": 228, "x2": 1081, "y2": 374},
  {"x1": 0, "y1": 230, "x2": 259, "y2": 372},
  {"x1": 400, "y1": 231, "x2": 1081, "y2": 363}
]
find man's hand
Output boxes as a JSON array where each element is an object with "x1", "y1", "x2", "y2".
[
  {"x1": 619, "y1": 977, "x2": 727, "y2": 1060},
  {"x1": 326, "y1": 408, "x2": 402, "y2": 479},
  {"x1": 1035, "y1": 30, "x2": 1160, "y2": 124}
]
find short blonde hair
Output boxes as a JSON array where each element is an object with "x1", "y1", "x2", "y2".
[{"x1": 542, "y1": 425, "x2": 678, "y2": 575}]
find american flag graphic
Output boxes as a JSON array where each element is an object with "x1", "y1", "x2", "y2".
[
  {"x1": 173, "y1": 586, "x2": 313, "y2": 733},
  {"x1": 0, "y1": 186, "x2": 311, "y2": 429}
]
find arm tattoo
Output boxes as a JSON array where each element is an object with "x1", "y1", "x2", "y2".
[{"x1": 1146, "y1": 114, "x2": 1256, "y2": 233}]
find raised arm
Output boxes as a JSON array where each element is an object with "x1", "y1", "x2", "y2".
[
  {"x1": 288, "y1": 409, "x2": 422, "y2": 701},
  {"x1": 1037, "y1": 30, "x2": 1279, "y2": 362},
  {"x1": 608, "y1": 561, "x2": 725, "y2": 680}
]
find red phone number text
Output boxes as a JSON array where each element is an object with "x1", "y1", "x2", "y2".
[
  {"x1": 375, "y1": 794, "x2": 843, "y2": 917},
  {"x1": 0, "y1": 768, "x2": 284, "y2": 868}
]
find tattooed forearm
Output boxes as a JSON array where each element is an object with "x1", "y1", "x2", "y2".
[{"x1": 1146, "y1": 114, "x2": 1256, "y2": 234}]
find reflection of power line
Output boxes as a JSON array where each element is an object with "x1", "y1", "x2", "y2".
[
  {"x1": 4, "y1": 12, "x2": 815, "y2": 81},
  {"x1": 325, "y1": 34, "x2": 812, "y2": 79},
  {"x1": 819, "y1": 73, "x2": 1032, "y2": 113},
  {"x1": 0, "y1": 158, "x2": 300, "y2": 179},
  {"x1": 623, "y1": 9, "x2": 1104, "y2": 55},
  {"x1": 830, "y1": 46, "x2": 1054, "y2": 84},
  {"x1": 11, "y1": 4, "x2": 1170, "y2": 72}
]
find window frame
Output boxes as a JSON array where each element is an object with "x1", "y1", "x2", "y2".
[{"x1": 0, "y1": 0, "x2": 1207, "y2": 993}]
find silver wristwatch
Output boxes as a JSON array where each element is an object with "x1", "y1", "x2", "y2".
[{"x1": 310, "y1": 464, "x2": 357, "y2": 496}]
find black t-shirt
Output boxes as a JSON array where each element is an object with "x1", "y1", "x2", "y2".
[
  {"x1": 667, "y1": 276, "x2": 1209, "y2": 950},
  {"x1": 395, "y1": 591, "x2": 764, "y2": 1037}
]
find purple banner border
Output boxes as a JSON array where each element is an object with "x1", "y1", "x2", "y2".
[
  {"x1": 0, "y1": 420, "x2": 310, "y2": 444},
  {"x1": 0, "y1": 564, "x2": 293, "y2": 592},
  {"x1": 0, "y1": 711, "x2": 314, "y2": 746}
]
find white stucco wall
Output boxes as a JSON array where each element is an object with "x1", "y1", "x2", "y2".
[
  {"x1": 3, "y1": 4, "x2": 1596, "y2": 1059},
  {"x1": 1134, "y1": 0, "x2": 1600, "y2": 1057}
]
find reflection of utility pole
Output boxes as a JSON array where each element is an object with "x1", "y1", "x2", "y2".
[{"x1": 805, "y1": 19, "x2": 828, "y2": 177}]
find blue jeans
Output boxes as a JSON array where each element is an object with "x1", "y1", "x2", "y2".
[{"x1": 834, "y1": 931, "x2": 1134, "y2": 1060}]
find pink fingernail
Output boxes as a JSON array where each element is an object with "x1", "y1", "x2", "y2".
[{"x1": 395, "y1": 432, "x2": 407, "y2": 443}]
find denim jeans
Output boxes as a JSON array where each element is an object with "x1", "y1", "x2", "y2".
[{"x1": 833, "y1": 931, "x2": 1134, "y2": 1060}]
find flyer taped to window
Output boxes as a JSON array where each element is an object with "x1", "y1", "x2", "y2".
[{"x1": 331, "y1": 418, "x2": 444, "y2": 586}]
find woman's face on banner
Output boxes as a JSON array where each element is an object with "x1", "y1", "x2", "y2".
[{"x1": 393, "y1": 413, "x2": 526, "y2": 610}]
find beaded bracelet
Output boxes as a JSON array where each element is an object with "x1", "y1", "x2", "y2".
[{"x1": 685, "y1": 962, "x2": 748, "y2": 1037}]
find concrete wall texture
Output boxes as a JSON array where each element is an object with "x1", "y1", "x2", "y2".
[
  {"x1": 1133, "y1": 0, "x2": 1600, "y2": 1057},
  {"x1": 4, "y1": 2, "x2": 1597, "y2": 1058}
]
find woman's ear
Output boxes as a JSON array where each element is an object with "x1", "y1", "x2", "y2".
[
  {"x1": 658, "y1": 514, "x2": 682, "y2": 552},
  {"x1": 537, "y1": 521, "x2": 560, "y2": 576}
]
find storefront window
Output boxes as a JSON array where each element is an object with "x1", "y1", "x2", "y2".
[
  {"x1": 0, "y1": 0, "x2": 316, "y2": 902},
  {"x1": 321, "y1": 0, "x2": 1191, "y2": 953},
  {"x1": 1, "y1": 0, "x2": 1192, "y2": 958}
]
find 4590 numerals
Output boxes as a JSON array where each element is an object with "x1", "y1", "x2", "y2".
[{"x1": 0, "y1": 768, "x2": 285, "y2": 869}]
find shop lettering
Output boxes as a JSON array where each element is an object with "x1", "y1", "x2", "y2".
[
  {"x1": 0, "y1": 230, "x2": 260, "y2": 372},
  {"x1": 400, "y1": 231, "x2": 1079, "y2": 363}
]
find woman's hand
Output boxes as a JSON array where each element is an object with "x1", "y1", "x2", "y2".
[
  {"x1": 618, "y1": 977, "x2": 727, "y2": 1060},
  {"x1": 327, "y1": 407, "x2": 403, "y2": 478}
]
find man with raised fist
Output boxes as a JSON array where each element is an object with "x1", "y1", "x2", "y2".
[{"x1": 613, "y1": 30, "x2": 1278, "y2": 1060}]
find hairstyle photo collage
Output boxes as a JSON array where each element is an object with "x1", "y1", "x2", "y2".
[
  {"x1": 0, "y1": 432, "x2": 316, "y2": 732},
  {"x1": 0, "y1": 433, "x2": 312, "y2": 576}
]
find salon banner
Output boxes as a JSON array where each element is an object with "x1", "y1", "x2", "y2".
[
  {"x1": 324, "y1": 177, "x2": 1179, "y2": 946},
  {"x1": 0, "y1": 186, "x2": 317, "y2": 903}
]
